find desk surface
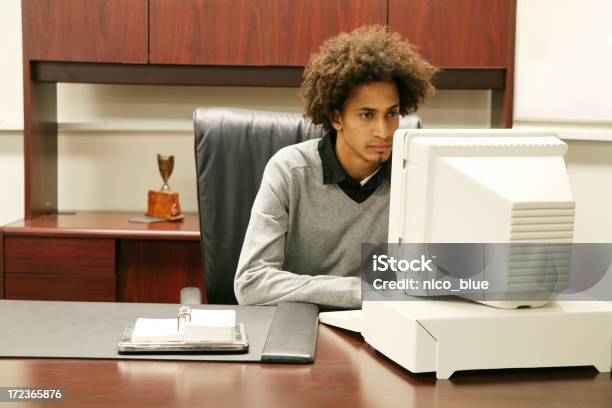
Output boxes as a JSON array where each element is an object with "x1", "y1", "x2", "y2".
[
  {"x1": 3, "y1": 211, "x2": 200, "y2": 240},
  {"x1": 0, "y1": 324, "x2": 609, "y2": 408}
]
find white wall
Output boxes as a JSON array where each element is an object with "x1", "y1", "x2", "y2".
[
  {"x1": 514, "y1": 0, "x2": 612, "y2": 124},
  {"x1": 514, "y1": 0, "x2": 612, "y2": 241},
  {"x1": 0, "y1": 132, "x2": 23, "y2": 226},
  {"x1": 0, "y1": 0, "x2": 23, "y2": 226},
  {"x1": 53, "y1": 85, "x2": 489, "y2": 216},
  {"x1": 564, "y1": 140, "x2": 612, "y2": 242},
  {"x1": 55, "y1": 84, "x2": 305, "y2": 215}
]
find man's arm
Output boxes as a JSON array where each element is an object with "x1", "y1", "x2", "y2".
[{"x1": 234, "y1": 154, "x2": 361, "y2": 309}]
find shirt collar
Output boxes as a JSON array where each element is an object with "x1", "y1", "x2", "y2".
[
  {"x1": 318, "y1": 131, "x2": 347, "y2": 185},
  {"x1": 317, "y1": 131, "x2": 391, "y2": 185}
]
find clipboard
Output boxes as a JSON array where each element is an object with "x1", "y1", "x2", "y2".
[{"x1": 117, "y1": 306, "x2": 249, "y2": 354}]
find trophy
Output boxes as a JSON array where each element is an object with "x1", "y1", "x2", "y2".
[{"x1": 146, "y1": 154, "x2": 184, "y2": 221}]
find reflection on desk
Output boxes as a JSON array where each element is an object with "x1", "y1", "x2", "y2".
[{"x1": 0, "y1": 325, "x2": 610, "y2": 408}]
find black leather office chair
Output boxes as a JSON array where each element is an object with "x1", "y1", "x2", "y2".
[{"x1": 183, "y1": 107, "x2": 421, "y2": 305}]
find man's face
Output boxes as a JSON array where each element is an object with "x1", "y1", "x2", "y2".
[{"x1": 332, "y1": 81, "x2": 400, "y2": 174}]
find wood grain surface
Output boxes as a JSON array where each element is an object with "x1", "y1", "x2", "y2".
[
  {"x1": 3, "y1": 212, "x2": 200, "y2": 241},
  {"x1": 4, "y1": 274, "x2": 116, "y2": 301},
  {"x1": 389, "y1": 0, "x2": 516, "y2": 68},
  {"x1": 22, "y1": 0, "x2": 148, "y2": 63},
  {"x1": 0, "y1": 324, "x2": 609, "y2": 407},
  {"x1": 150, "y1": 0, "x2": 387, "y2": 66},
  {"x1": 4, "y1": 237, "x2": 115, "y2": 276},
  {"x1": 23, "y1": 62, "x2": 57, "y2": 219},
  {"x1": 117, "y1": 239, "x2": 205, "y2": 303}
]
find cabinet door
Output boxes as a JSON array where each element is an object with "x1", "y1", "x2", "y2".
[
  {"x1": 268, "y1": 0, "x2": 388, "y2": 66},
  {"x1": 149, "y1": 0, "x2": 387, "y2": 66},
  {"x1": 389, "y1": 0, "x2": 515, "y2": 68},
  {"x1": 22, "y1": 0, "x2": 148, "y2": 63},
  {"x1": 117, "y1": 240, "x2": 205, "y2": 304}
]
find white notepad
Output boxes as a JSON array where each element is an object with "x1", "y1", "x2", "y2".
[{"x1": 132, "y1": 309, "x2": 236, "y2": 343}]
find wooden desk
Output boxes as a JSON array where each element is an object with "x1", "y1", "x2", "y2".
[{"x1": 0, "y1": 324, "x2": 609, "y2": 407}]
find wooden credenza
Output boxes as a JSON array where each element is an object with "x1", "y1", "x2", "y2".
[
  {"x1": 9, "y1": 0, "x2": 517, "y2": 302},
  {"x1": 0, "y1": 213, "x2": 204, "y2": 303}
]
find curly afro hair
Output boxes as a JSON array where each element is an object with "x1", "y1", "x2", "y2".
[{"x1": 301, "y1": 25, "x2": 437, "y2": 131}]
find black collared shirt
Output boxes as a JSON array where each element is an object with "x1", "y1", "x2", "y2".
[{"x1": 317, "y1": 132, "x2": 390, "y2": 203}]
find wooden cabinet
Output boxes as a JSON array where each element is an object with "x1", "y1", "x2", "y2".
[
  {"x1": 22, "y1": 0, "x2": 148, "y2": 63},
  {"x1": 23, "y1": 0, "x2": 515, "y2": 68},
  {"x1": 389, "y1": 0, "x2": 515, "y2": 68},
  {"x1": 1, "y1": 213, "x2": 205, "y2": 303},
  {"x1": 149, "y1": 0, "x2": 387, "y2": 66}
]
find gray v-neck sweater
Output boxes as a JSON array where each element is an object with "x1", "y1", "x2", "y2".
[{"x1": 235, "y1": 138, "x2": 390, "y2": 308}]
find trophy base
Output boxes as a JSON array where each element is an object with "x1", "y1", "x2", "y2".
[{"x1": 146, "y1": 190, "x2": 184, "y2": 221}]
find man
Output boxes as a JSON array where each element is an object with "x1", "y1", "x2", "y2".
[{"x1": 235, "y1": 25, "x2": 436, "y2": 308}]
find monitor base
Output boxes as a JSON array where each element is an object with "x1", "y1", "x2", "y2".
[{"x1": 320, "y1": 300, "x2": 612, "y2": 379}]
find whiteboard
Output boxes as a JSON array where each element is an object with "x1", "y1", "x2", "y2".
[
  {"x1": 514, "y1": 0, "x2": 612, "y2": 123},
  {"x1": 0, "y1": 0, "x2": 23, "y2": 129}
]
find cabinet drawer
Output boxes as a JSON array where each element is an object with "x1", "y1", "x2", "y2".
[
  {"x1": 4, "y1": 237, "x2": 115, "y2": 277},
  {"x1": 5, "y1": 274, "x2": 116, "y2": 302}
]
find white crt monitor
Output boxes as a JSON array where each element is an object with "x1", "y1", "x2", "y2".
[{"x1": 387, "y1": 129, "x2": 575, "y2": 308}]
